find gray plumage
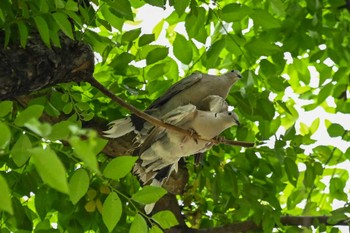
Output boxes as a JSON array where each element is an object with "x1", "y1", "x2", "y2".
[
  {"x1": 134, "y1": 102, "x2": 240, "y2": 214},
  {"x1": 104, "y1": 70, "x2": 241, "y2": 138},
  {"x1": 133, "y1": 103, "x2": 240, "y2": 185}
]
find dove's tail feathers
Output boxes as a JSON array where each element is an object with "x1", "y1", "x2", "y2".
[
  {"x1": 103, "y1": 118, "x2": 135, "y2": 138},
  {"x1": 133, "y1": 162, "x2": 155, "y2": 184}
]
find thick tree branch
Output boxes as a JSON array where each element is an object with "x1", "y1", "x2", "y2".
[
  {"x1": 85, "y1": 76, "x2": 255, "y2": 148},
  {"x1": 0, "y1": 32, "x2": 94, "y2": 100}
]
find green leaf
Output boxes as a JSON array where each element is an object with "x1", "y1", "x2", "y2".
[
  {"x1": 65, "y1": 0, "x2": 79, "y2": 11},
  {"x1": 220, "y1": 3, "x2": 252, "y2": 22},
  {"x1": 153, "y1": 19, "x2": 164, "y2": 40},
  {"x1": 108, "y1": 0, "x2": 133, "y2": 20},
  {"x1": 309, "y1": 118, "x2": 320, "y2": 134},
  {"x1": 30, "y1": 147, "x2": 69, "y2": 194},
  {"x1": 69, "y1": 168, "x2": 90, "y2": 204},
  {"x1": 100, "y1": 5, "x2": 124, "y2": 31},
  {"x1": 330, "y1": 177, "x2": 347, "y2": 201},
  {"x1": 317, "y1": 83, "x2": 333, "y2": 104},
  {"x1": 109, "y1": 52, "x2": 135, "y2": 75},
  {"x1": 284, "y1": 157, "x2": 299, "y2": 186},
  {"x1": 327, "y1": 123, "x2": 345, "y2": 138},
  {"x1": 0, "y1": 122, "x2": 11, "y2": 149},
  {"x1": 11, "y1": 134, "x2": 32, "y2": 167},
  {"x1": 146, "y1": 47, "x2": 169, "y2": 65},
  {"x1": 34, "y1": 16, "x2": 51, "y2": 47},
  {"x1": 47, "y1": 121, "x2": 73, "y2": 140},
  {"x1": 251, "y1": 9, "x2": 281, "y2": 29},
  {"x1": 245, "y1": 39, "x2": 280, "y2": 56},
  {"x1": 138, "y1": 34, "x2": 155, "y2": 46},
  {"x1": 69, "y1": 135, "x2": 105, "y2": 174},
  {"x1": 0, "y1": 174, "x2": 13, "y2": 215},
  {"x1": 147, "y1": 62, "x2": 170, "y2": 80},
  {"x1": 173, "y1": 0, "x2": 189, "y2": 16},
  {"x1": 132, "y1": 186, "x2": 167, "y2": 204},
  {"x1": 303, "y1": 163, "x2": 315, "y2": 188},
  {"x1": 55, "y1": 0, "x2": 65, "y2": 8},
  {"x1": 103, "y1": 156, "x2": 137, "y2": 180},
  {"x1": 269, "y1": 0, "x2": 285, "y2": 17},
  {"x1": 149, "y1": 225, "x2": 163, "y2": 233},
  {"x1": 24, "y1": 118, "x2": 52, "y2": 137},
  {"x1": 204, "y1": 38, "x2": 225, "y2": 68},
  {"x1": 185, "y1": 7, "x2": 206, "y2": 39},
  {"x1": 173, "y1": 33, "x2": 192, "y2": 64},
  {"x1": 144, "y1": 0, "x2": 165, "y2": 8},
  {"x1": 52, "y1": 12, "x2": 74, "y2": 39},
  {"x1": 17, "y1": 21, "x2": 28, "y2": 47},
  {"x1": 14, "y1": 105, "x2": 44, "y2": 127},
  {"x1": 103, "y1": 192, "x2": 122, "y2": 232},
  {"x1": 0, "y1": 101, "x2": 13, "y2": 117},
  {"x1": 152, "y1": 210, "x2": 178, "y2": 229},
  {"x1": 130, "y1": 214, "x2": 148, "y2": 233},
  {"x1": 122, "y1": 28, "x2": 142, "y2": 43},
  {"x1": 4, "y1": 26, "x2": 11, "y2": 48}
]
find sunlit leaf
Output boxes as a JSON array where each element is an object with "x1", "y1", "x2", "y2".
[
  {"x1": 0, "y1": 122, "x2": 11, "y2": 149},
  {"x1": 130, "y1": 214, "x2": 148, "y2": 233},
  {"x1": 34, "y1": 16, "x2": 50, "y2": 47},
  {"x1": 52, "y1": 12, "x2": 74, "y2": 39},
  {"x1": 132, "y1": 186, "x2": 167, "y2": 204},
  {"x1": 69, "y1": 168, "x2": 90, "y2": 204},
  {"x1": 0, "y1": 174, "x2": 13, "y2": 215},
  {"x1": 11, "y1": 134, "x2": 31, "y2": 167},
  {"x1": 103, "y1": 192, "x2": 122, "y2": 232},
  {"x1": 152, "y1": 210, "x2": 178, "y2": 229},
  {"x1": 103, "y1": 156, "x2": 137, "y2": 180},
  {"x1": 0, "y1": 101, "x2": 13, "y2": 117},
  {"x1": 30, "y1": 147, "x2": 69, "y2": 194},
  {"x1": 14, "y1": 105, "x2": 44, "y2": 127}
]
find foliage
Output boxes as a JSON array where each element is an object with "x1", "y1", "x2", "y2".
[{"x1": 1, "y1": 0, "x2": 350, "y2": 232}]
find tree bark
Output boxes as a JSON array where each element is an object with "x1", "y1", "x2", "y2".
[{"x1": 0, "y1": 32, "x2": 94, "y2": 100}]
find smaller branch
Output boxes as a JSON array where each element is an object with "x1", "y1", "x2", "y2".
[
  {"x1": 169, "y1": 216, "x2": 350, "y2": 233},
  {"x1": 85, "y1": 76, "x2": 255, "y2": 148}
]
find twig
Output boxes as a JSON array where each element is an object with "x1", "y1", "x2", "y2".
[{"x1": 85, "y1": 76, "x2": 255, "y2": 148}]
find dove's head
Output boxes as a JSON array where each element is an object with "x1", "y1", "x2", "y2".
[
  {"x1": 219, "y1": 111, "x2": 240, "y2": 128},
  {"x1": 224, "y1": 70, "x2": 242, "y2": 84}
]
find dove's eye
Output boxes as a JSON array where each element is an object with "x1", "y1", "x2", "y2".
[{"x1": 228, "y1": 112, "x2": 232, "y2": 116}]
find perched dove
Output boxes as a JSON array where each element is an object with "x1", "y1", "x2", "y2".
[
  {"x1": 133, "y1": 102, "x2": 240, "y2": 214},
  {"x1": 133, "y1": 102, "x2": 240, "y2": 185},
  {"x1": 104, "y1": 70, "x2": 241, "y2": 139}
]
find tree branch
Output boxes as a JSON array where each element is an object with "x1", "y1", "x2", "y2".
[
  {"x1": 166, "y1": 216, "x2": 349, "y2": 233},
  {"x1": 85, "y1": 76, "x2": 255, "y2": 148}
]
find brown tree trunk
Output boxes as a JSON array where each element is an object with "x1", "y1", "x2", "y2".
[{"x1": 0, "y1": 32, "x2": 94, "y2": 100}]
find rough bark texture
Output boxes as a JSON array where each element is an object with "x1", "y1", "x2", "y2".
[{"x1": 0, "y1": 32, "x2": 94, "y2": 100}]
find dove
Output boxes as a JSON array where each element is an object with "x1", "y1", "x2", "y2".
[{"x1": 104, "y1": 70, "x2": 241, "y2": 139}]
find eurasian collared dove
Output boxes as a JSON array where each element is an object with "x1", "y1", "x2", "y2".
[
  {"x1": 133, "y1": 102, "x2": 240, "y2": 185},
  {"x1": 104, "y1": 70, "x2": 241, "y2": 139},
  {"x1": 133, "y1": 101, "x2": 239, "y2": 214}
]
